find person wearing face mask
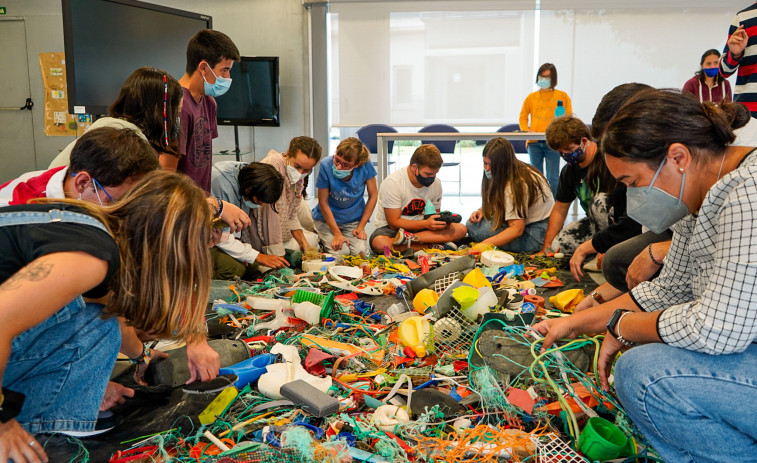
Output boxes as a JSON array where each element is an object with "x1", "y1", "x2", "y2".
[
  {"x1": 211, "y1": 161, "x2": 287, "y2": 279},
  {"x1": 177, "y1": 30, "x2": 240, "y2": 194},
  {"x1": 683, "y1": 49, "x2": 732, "y2": 104},
  {"x1": 543, "y1": 116, "x2": 641, "y2": 282},
  {"x1": 370, "y1": 144, "x2": 467, "y2": 253},
  {"x1": 466, "y1": 138, "x2": 554, "y2": 251},
  {"x1": 533, "y1": 89, "x2": 757, "y2": 463},
  {"x1": 311, "y1": 137, "x2": 378, "y2": 256},
  {"x1": 519, "y1": 63, "x2": 573, "y2": 196},
  {"x1": 251, "y1": 137, "x2": 323, "y2": 261}
]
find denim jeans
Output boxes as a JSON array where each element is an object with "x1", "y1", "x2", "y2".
[
  {"x1": 615, "y1": 343, "x2": 757, "y2": 463},
  {"x1": 314, "y1": 219, "x2": 370, "y2": 256},
  {"x1": 4, "y1": 297, "x2": 120, "y2": 434},
  {"x1": 527, "y1": 141, "x2": 560, "y2": 196},
  {"x1": 465, "y1": 217, "x2": 548, "y2": 253}
]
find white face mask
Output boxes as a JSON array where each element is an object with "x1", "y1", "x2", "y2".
[{"x1": 286, "y1": 163, "x2": 302, "y2": 184}]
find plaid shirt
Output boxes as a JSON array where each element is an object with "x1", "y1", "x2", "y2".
[{"x1": 630, "y1": 149, "x2": 757, "y2": 354}]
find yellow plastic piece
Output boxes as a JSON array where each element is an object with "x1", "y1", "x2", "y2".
[
  {"x1": 451, "y1": 285, "x2": 479, "y2": 311},
  {"x1": 518, "y1": 280, "x2": 536, "y2": 290},
  {"x1": 391, "y1": 264, "x2": 411, "y2": 274},
  {"x1": 549, "y1": 289, "x2": 585, "y2": 313},
  {"x1": 462, "y1": 268, "x2": 493, "y2": 289},
  {"x1": 300, "y1": 334, "x2": 385, "y2": 365},
  {"x1": 398, "y1": 316, "x2": 432, "y2": 357},
  {"x1": 413, "y1": 288, "x2": 439, "y2": 314},
  {"x1": 199, "y1": 386, "x2": 238, "y2": 425}
]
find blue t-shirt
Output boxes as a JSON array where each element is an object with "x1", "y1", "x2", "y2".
[{"x1": 312, "y1": 156, "x2": 377, "y2": 224}]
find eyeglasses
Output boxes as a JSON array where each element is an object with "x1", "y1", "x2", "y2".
[
  {"x1": 92, "y1": 177, "x2": 114, "y2": 204},
  {"x1": 333, "y1": 155, "x2": 355, "y2": 170}
]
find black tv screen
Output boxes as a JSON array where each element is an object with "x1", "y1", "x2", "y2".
[
  {"x1": 62, "y1": 0, "x2": 211, "y2": 115},
  {"x1": 216, "y1": 57, "x2": 280, "y2": 127}
]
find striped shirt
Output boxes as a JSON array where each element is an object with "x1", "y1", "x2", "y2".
[
  {"x1": 630, "y1": 148, "x2": 757, "y2": 354},
  {"x1": 720, "y1": 2, "x2": 757, "y2": 116}
]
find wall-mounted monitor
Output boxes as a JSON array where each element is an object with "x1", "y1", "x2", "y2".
[
  {"x1": 216, "y1": 56, "x2": 281, "y2": 127},
  {"x1": 62, "y1": 0, "x2": 211, "y2": 116}
]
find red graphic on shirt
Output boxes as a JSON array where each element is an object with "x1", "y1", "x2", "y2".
[{"x1": 402, "y1": 198, "x2": 427, "y2": 216}]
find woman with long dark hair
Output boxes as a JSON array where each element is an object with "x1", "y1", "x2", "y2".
[
  {"x1": 466, "y1": 137, "x2": 553, "y2": 252},
  {"x1": 682, "y1": 49, "x2": 732, "y2": 104},
  {"x1": 534, "y1": 90, "x2": 757, "y2": 462}
]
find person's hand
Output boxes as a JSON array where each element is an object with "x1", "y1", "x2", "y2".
[
  {"x1": 597, "y1": 333, "x2": 624, "y2": 391},
  {"x1": 256, "y1": 253, "x2": 289, "y2": 269},
  {"x1": 569, "y1": 241, "x2": 594, "y2": 282},
  {"x1": 0, "y1": 419, "x2": 47, "y2": 463},
  {"x1": 186, "y1": 339, "x2": 220, "y2": 384},
  {"x1": 424, "y1": 214, "x2": 447, "y2": 230},
  {"x1": 626, "y1": 247, "x2": 662, "y2": 290},
  {"x1": 531, "y1": 316, "x2": 579, "y2": 353},
  {"x1": 728, "y1": 25, "x2": 749, "y2": 58},
  {"x1": 469, "y1": 209, "x2": 483, "y2": 223},
  {"x1": 352, "y1": 227, "x2": 367, "y2": 240},
  {"x1": 573, "y1": 292, "x2": 600, "y2": 313},
  {"x1": 100, "y1": 381, "x2": 134, "y2": 411},
  {"x1": 219, "y1": 201, "x2": 251, "y2": 233},
  {"x1": 331, "y1": 234, "x2": 350, "y2": 252},
  {"x1": 133, "y1": 349, "x2": 168, "y2": 386}
]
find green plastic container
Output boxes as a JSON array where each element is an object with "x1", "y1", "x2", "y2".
[
  {"x1": 579, "y1": 416, "x2": 628, "y2": 462},
  {"x1": 291, "y1": 289, "x2": 335, "y2": 320}
]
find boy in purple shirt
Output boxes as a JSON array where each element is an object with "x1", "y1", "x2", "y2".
[{"x1": 177, "y1": 30, "x2": 240, "y2": 193}]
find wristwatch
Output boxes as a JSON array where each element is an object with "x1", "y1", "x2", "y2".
[
  {"x1": 606, "y1": 309, "x2": 637, "y2": 347},
  {"x1": 589, "y1": 289, "x2": 605, "y2": 304}
]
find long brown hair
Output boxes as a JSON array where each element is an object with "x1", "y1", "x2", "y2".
[
  {"x1": 481, "y1": 138, "x2": 550, "y2": 230},
  {"x1": 49, "y1": 171, "x2": 213, "y2": 342}
]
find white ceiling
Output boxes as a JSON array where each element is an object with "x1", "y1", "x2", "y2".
[{"x1": 318, "y1": 0, "x2": 748, "y2": 9}]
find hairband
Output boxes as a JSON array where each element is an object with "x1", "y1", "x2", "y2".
[{"x1": 163, "y1": 75, "x2": 169, "y2": 147}]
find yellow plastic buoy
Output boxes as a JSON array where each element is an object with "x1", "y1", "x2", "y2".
[
  {"x1": 451, "y1": 285, "x2": 479, "y2": 311},
  {"x1": 412, "y1": 288, "x2": 439, "y2": 314},
  {"x1": 462, "y1": 268, "x2": 492, "y2": 289},
  {"x1": 398, "y1": 316, "x2": 432, "y2": 357},
  {"x1": 549, "y1": 289, "x2": 585, "y2": 313}
]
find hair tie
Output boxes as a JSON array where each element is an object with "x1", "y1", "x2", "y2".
[{"x1": 163, "y1": 75, "x2": 169, "y2": 147}]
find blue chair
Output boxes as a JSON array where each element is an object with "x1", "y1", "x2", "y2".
[
  {"x1": 497, "y1": 124, "x2": 527, "y2": 154},
  {"x1": 418, "y1": 124, "x2": 461, "y2": 196},
  {"x1": 356, "y1": 124, "x2": 397, "y2": 173}
]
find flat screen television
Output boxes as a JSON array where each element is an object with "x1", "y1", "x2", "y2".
[
  {"x1": 215, "y1": 57, "x2": 281, "y2": 127},
  {"x1": 62, "y1": 0, "x2": 211, "y2": 115}
]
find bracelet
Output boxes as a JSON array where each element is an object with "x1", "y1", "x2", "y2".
[
  {"x1": 129, "y1": 343, "x2": 152, "y2": 365},
  {"x1": 648, "y1": 244, "x2": 663, "y2": 266},
  {"x1": 615, "y1": 311, "x2": 638, "y2": 347},
  {"x1": 212, "y1": 196, "x2": 224, "y2": 218},
  {"x1": 589, "y1": 289, "x2": 605, "y2": 304}
]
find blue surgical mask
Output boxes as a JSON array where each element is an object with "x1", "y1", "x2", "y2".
[
  {"x1": 332, "y1": 162, "x2": 353, "y2": 179},
  {"x1": 537, "y1": 77, "x2": 551, "y2": 89},
  {"x1": 626, "y1": 159, "x2": 689, "y2": 234},
  {"x1": 202, "y1": 64, "x2": 232, "y2": 97},
  {"x1": 703, "y1": 67, "x2": 719, "y2": 78},
  {"x1": 562, "y1": 143, "x2": 585, "y2": 166},
  {"x1": 484, "y1": 170, "x2": 492, "y2": 180},
  {"x1": 243, "y1": 198, "x2": 260, "y2": 210}
]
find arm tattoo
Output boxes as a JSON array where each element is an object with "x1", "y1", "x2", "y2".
[{"x1": 0, "y1": 258, "x2": 54, "y2": 291}]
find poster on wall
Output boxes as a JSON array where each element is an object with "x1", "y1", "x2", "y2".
[{"x1": 39, "y1": 53, "x2": 92, "y2": 136}]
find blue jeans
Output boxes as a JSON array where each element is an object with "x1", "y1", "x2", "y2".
[
  {"x1": 615, "y1": 343, "x2": 757, "y2": 462},
  {"x1": 527, "y1": 141, "x2": 560, "y2": 196},
  {"x1": 4, "y1": 297, "x2": 120, "y2": 434},
  {"x1": 465, "y1": 217, "x2": 548, "y2": 253}
]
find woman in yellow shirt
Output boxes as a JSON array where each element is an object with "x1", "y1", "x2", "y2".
[{"x1": 519, "y1": 63, "x2": 573, "y2": 195}]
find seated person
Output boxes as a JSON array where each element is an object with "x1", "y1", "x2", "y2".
[
  {"x1": 543, "y1": 115, "x2": 642, "y2": 282},
  {"x1": 48, "y1": 67, "x2": 250, "y2": 234},
  {"x1": 467, "y1": 137, "x2": 554, "y2": 252},
  {"x1": 370, "y1": 144, "x2": 467, "y2": 252},
  {"x1": 534, "y1": 89, "x2": 757, "y2": 463},
  {"x1": 0, "y1": 171, "x2": 212, "y2": 455},
  {"x1": 312, "y1": 137, "x2": 378, "y2": 256},
  {"x1": 2, "y1": 127, "x2": 158, "y2": 207},
  {"x1": 256, "y1": 136, "x2": 322, "y2": 257},
  {"x1": 211, "y1": 161, "x2": 287, "y2": 279}
]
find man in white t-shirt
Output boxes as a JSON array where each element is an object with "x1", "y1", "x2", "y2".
[{"x1": 370, "y1": 144, "x2": 467, "y2": 252}]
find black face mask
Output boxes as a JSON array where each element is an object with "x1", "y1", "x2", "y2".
[{"x1": 414, "y1": 166, "x2": 436, "y2": 187}]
